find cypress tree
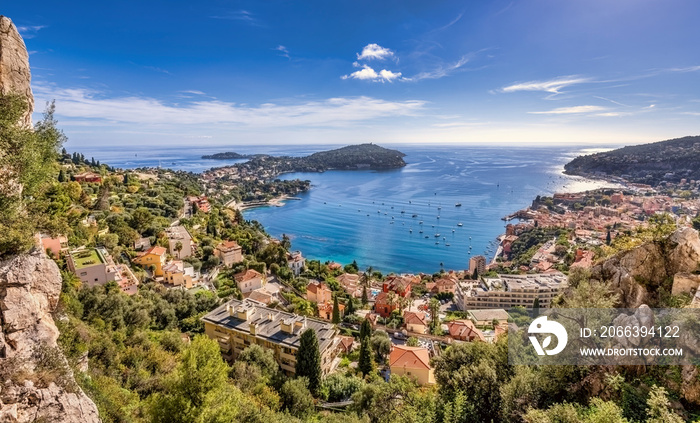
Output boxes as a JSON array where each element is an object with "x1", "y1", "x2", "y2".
[
  {"x1": 332, "y1": 295, "x2": 340, "y2": 324},
  {"x1": 360, "y1": 318, "x2": 372, "y2": 340},
  {"x1": 295, "y1": 328, "x2": 321, "y2": 396},
  {"x1": 346, "y1": 297, "x2": 355, "y2": 315},
  {"x1": 361, "y1": 285, "x2": 368, "y2": 305},
  {"x1": 606, "y1": 230, "x2": 612, "y2": 245},
  {"x1": 358, "y1": 336, "x2": 374, "y2": 377},
  {"x1": 58, "y1": 169, "x2": 66, "y2": 183},
  {"x1": 532, "y1": 297, "x2": 540, "y2": 318}
]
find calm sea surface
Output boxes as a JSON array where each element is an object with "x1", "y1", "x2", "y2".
[{"x1": 77, "y1": 143, "x2": 619, "y2": 274}]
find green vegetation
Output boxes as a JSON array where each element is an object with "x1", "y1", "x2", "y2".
[
  {"x1": 295, "y1": 328, "x2": 322, "y2": 396},
  {"x1": 564, "y1": 135, "x2": 700, "y2": 186},
  {"x1": 0, "y1": 95, "x2": 66, "y2": 257}
]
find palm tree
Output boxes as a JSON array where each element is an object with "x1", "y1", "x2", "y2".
[
  {"x1": 361, "y1": 266, "x2": 373, "y2": 287},
  {"x1": 386, "y1": 291, "x2": 397, "y2": 313},
  {"x1": 174, "y1": 241, "x2": 183, "y2": 258}
]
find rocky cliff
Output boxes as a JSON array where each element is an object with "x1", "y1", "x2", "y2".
[
  {"x1": 0, "y1": 16, "x2": 33, "y2": 128},
  {"x1": 0, "y1": 251, "x2": 100, "y2": 422},
  {"x1": 591, "y1": 227, "x2": 700, "y2": 308},
  {"x1": 0, "y1": 14, "x2": 100, "y2": 423}
]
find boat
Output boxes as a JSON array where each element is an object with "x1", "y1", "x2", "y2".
[
  {"x1": 455, "y1": 203, "x2": 462, "y2": 207},
  {"x1": 445, "y1": 243, "x2": 451, "y2": 246},
  {"x1": 401, "y1": 210, "x2": 405, "y2": 214},
  {"x1": 457, "y1": 223, "x2": 463, "y2": 227},
  {"x1": 425, "y1": 235, "x2": 429, "y2": 239},
  {"x1": 412, "y1": 214, "x2": 417, "y2": 218},
  {"x1": 434, "y1": 233, "x2": 440, "y2": 237},
  {"x1": 435, "y1": 242, "x2": 440, "y2": 245},
  {"x1": 419, "y1": 230, "x2": 423, "y2": 233},
  {"x1": 419, "y1": 221, "x2": 423, "y2": 224},
  {"x1": 409, "y1": 229, "x2": 413, "y2": 233}
]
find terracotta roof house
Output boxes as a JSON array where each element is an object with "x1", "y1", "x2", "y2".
[
  {"x1": 234, "y1": 269, "x2": 266, "y2": 294},
  {"x1": 216, "y1": 240, "x2": 243, "y2": 267},
  {"x1": 337, "y1": 335, "x2": 355, "y2": 354},
  {"x1": 131, "y1": 246, "x2": 167, "y2": 276},
  {"x1": 403, "y1": 311, "x2": 428, "y2": 334},
  {"x1": 306, "y1": 282, "x2": 333, "y2": 304},
  {"x1": 447, "y1": 320, "x2": 486, "y2": 342},
  {"x1": 389, "y1": 345, "x2": 435, "y2": 386}
]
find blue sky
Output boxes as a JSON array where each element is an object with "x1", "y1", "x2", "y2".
[{"x1": 6, "y1": 0, "x2": 700, "y2": 148}]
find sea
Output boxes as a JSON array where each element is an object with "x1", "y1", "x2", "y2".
[{"x1": 76, "y1": 143, "x2": 621, "y2": 275}]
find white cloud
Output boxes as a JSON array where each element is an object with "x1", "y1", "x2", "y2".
[
  {"x1": 357, "y1": 44, "x2": 395, "y2": 61},
  {"x1": 342, "y1": 65, "x2": 402, "y2": 82},
  {"x1": 16, "y1": 25, "x2": 46, "y2": 39},
  {"x1": 500, "y1": 76, "x2": 591, "y2": 94},
  {"x1": 275, "y1": 45, "x2": 290, "y2": 59},
  {"x1": 408, "y1": 55, "x2": 471, "y2": 81},
  {"x1": 33, "y1": 83, "x2": 424, "y2": 127},
  {"x1": 529, "y1": 105, "x2": 607, "y2": 115}
]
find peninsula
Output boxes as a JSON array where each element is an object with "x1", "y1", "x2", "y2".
[
  {"x1": 564, "y1": 135, "x2": 700, "y2": 186},
  {"x1": 202, "y1": 143, "x2": 407, "y2": 209},
  {"x1": 201, "y1": 152, "x2": 250, "y2": 160}
]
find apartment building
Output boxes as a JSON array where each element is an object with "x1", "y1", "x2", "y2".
[
  {"x1": 67, "y1": 248, "x2": 118, "y2": 287},
  {"x1": 202, "y1": 299, "x2": 340, "y2": 375},
  {"x1": 457, "y1": 273, "x2": 567, "y2": 310}
]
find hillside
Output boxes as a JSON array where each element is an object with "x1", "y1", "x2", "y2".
[
  {"x1": 201, "y1": 151, "x2": 250, "y2": 160},
  {"x1": 564, "y1": 135, "x2": 700, "y2": 185},
  {"x1": 300, "y1": 143, "x2": 406, "y2": 171},
  {"x1": 208, "y1": 143, "x2": 406, "y2": 175}
]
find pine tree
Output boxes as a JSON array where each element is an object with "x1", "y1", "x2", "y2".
[
  {"x1": 361, "y1": 285, "x2": 368, "y2": 305},
  {"x1": 295, "y1": 329, "x2": 321, "y2": 396},
  {"x1": 358, "y1": 336, "x2": 374, "y2": 377},
  {"x1": 332, "y1": 295, "x2": 340, "y2": 324},
  {"x1": 90, "y1": 157, "x2": 96, "y2": 166}
]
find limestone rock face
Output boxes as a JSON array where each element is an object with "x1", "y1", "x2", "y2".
[
  {"x1": 0, "y1": 15, "x2": 34, "y2": 127},
  {"x1": 0, "y1": 251, "x2": 100, "y2": 422},
  {"x1": 591, "y1": 227, "x2": 700, "y2": 308}
]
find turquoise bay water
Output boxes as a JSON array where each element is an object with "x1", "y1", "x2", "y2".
[
  {"x1": 78, "y1": 143, "x2": 617, "y2": 274},
  {"x1": 243, "y1": 145, "x2": 616, "y2": 274}
]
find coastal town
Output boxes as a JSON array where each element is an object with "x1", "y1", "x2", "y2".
[{"x1": 32, "y1": 140, "x2": 700, "y2": 402}]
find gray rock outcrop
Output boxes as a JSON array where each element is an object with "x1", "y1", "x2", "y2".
[
  {"x1": 0, "y1": 251, "x2": 100, "y2": 422},
  {"x1": 0, "y1": 16, "x2": 34, "y2": 128},
  {"x1": 591, "y1": 227, "x2": 700, "y2": 308}
]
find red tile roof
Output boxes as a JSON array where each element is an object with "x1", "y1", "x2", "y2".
[
  {"x1": 403, "y1": 311, "x2": 428, "y2": 327},
  {"x1": 389, "y1": 345, "x2": 431, "y2": 370},
  {"x1": 234, "y1": 269, "x2": 263, "y2": 282}
]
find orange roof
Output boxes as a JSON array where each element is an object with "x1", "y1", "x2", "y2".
[
  {"x1": 141, "y1": 246, "x2": 166, "y2": 257},
  {"x1": 234, "y1": 269, "x2": 262, "y2": 282},
  {"x1": 338, "y1": 335, "x2": 354, "y2": 351},
  {"x1": 389, "y1": 345, "x2": 431, "y2": 370},
  {"x1": 218, "y1": 240, "x2": 241, "y2": 250},
  {"x1": 448, "y1": 320, "x2": 485, "y2": 342},
  {"x1": 307, "y1": 282, "x2": 330, "y2": 294},
  {"x1": 403, "y1": 311, "x2": 427, "y2": 327}
]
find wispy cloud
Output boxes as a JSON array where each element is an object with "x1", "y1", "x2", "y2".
[
  {"x1": 16, "y1": 25, "x2": 46, "y2": 39},
  {"x1": 357, "y1": 44, "x2": 395, "y2": 61},
  {"x1": 341, "y1": 65, "x2": 403, "y2": 82},
  {"x1": 500, "y1": 76, "x2": 592, "y2": 94},
  {"x1": 429, "y1": 13, "x2": 464, "y2": 33},
  {"x1": 275, "y1": 45, "x2": 290, "y2": 59},
  {"x1": 408, "y1": 55, "x2": 471, "y2": 81},
  {"x1": 529, "y1": 105, "x2": 607, "y2": 115},
  {"x1": 33, "y1": 84, "x2": 425, "y2": 127},
  {"x1": 210, "y1": 10, "x2": 265, "y2": 27}
]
